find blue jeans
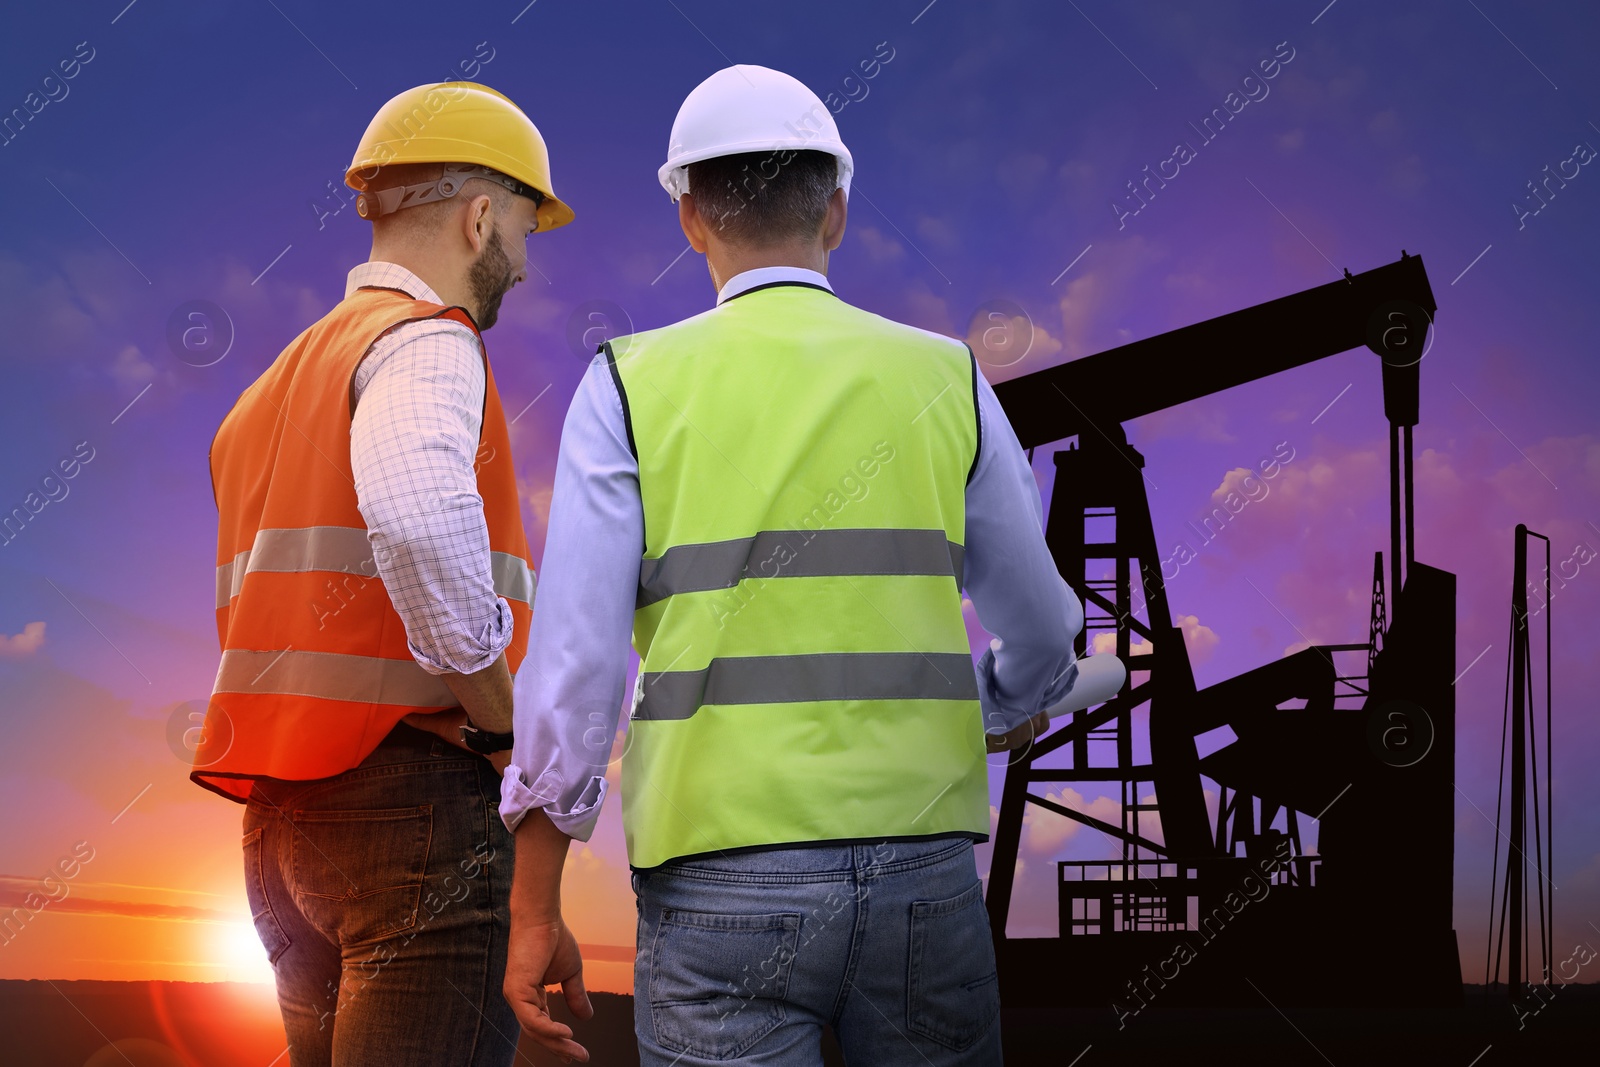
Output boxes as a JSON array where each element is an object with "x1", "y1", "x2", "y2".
[
  {"x1": 242, "y1": 723, "x2": 518, "y2": 1067},
  {"x1": 631, "y1": 836, "x2": 1003, "y2": 1066}
]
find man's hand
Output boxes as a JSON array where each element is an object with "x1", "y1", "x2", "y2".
[
  {"x1": 505, "y1": 810, "x2": 592, "y2": 1061},
  {"x1": 986, "y1": 709, "x2": 1052, "y2": 753},
  {"x1": 403, "y1": 651, "x2": 517, "y2": 772},
  {"x1": 401, "y1": 709, "x2": 511, "y2": 775},
  {"x1": 504, "y1": 914, "x2": 592, "y2": 1062}
]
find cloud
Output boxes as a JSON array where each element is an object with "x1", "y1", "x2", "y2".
[
  {"x1": 914, "y1": 215, "x2": 960, "y2": 251},
  {"x1": 1199, "y1": 444, "x2": 1386, "y2": 561},
  {"x1": 577, "y1": 942, "x2": 637, "y2": 963},
  {"x1": 1390, "y1": 153, "x2": 1428, "y2": 196},
  {"x1": 1138, "y1": 792, "x2": 1164, "y2": 847},
  {"x1": 1194, "y1": 426, "x2": 1600, "y2": 686},
  {"x1": 963, "y1": 231, "x2": 1162, "y2": 388},
  {"x1": 1091, "y1": 630, "x2": 1153, "y2": 657},
  {"x1": 562, "y1": 842, "x2": 643, "y2": 949},
  {"x1": 0, "y1": 253, "x2": 122, "y2": 364},
  {"x1": 902, "y1": 284, "x2": 957, "y2": 337},
  {"x1": 1022, "y1": 786, "x2": 1123, "y2": 856},
  {"x1": 853, "y1": 226, "x2": 905, "y2": 265},
  {"x1": 109, "y1": 345, "x2": 156, "y2": 390},
  {"x1": 1368, "y1": 109, "x2": 1404, "y2": 144},
  {"x1": 965, "y1": 311, "x2": 1062, "y2": 374},
  {"x1": 1052, "y1": 235, "x2": 1164, "y2": 365},
  {"x1": 0, "y1": 621, "x2": 45, "y2": 658},
  {"x1": 1212, "y1": 465, "x2": 1271, "y2": 508},
  {"x1": 517, "y1": 471, "x2": 555, "y2": 548},
  {"x1": 0, "y1": 882, "x2": 238, "y2": 925},
  {"x1": 994, "y1": 152, "x2": 1050, "y2": 204},
  {"x1": 1175, "y1": 613, "x2": 1219, "y2": 662}
]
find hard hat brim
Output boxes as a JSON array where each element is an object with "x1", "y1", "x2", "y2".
[{"x1": 658, "y1": 140, "x2": 854, "y2": 201}]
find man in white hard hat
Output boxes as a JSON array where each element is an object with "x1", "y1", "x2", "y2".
[{"x1": 500, "y1": 65, "x2": 1083, "y2": 1064}]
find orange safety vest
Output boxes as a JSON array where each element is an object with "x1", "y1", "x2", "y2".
[{"x1": 192, "y1": 286, "x2": 534, "y2": 801}]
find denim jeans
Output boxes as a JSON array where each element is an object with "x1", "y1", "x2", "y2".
[
  {"x1": 242, "y1": 723, "x2": 518, "y2": 1067},
  {"x1": 631, "y1": 835, "x2": 1003, "y2": 1066}
]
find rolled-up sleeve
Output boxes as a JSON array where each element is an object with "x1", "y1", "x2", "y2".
[
  {"x1": 963, "y1": 371, "x2": 1085, "y2": 733},
  {"x1": 500, "y1": 356, "x2": 643, "y2": 837},
  {"x1": 350, "y1": 320, "x2": 515, "y2": 676}
]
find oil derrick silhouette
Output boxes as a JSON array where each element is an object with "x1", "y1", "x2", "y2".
[{"x1": 988, "y1": 253, "x2": 1463, "y2": 1008}]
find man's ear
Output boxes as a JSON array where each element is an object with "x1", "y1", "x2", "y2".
[
  {"x1": 823, "y1": 187, "x2": 847, "y2": 252},
  {"x1": 462, "y1": 193, "x2": 495, "y2": 255},
  {"x1": 679, "y1": 194, "x2": 709, "y2": 254}
]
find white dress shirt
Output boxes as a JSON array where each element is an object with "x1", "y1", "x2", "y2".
[
  {"x1": 346, "y1": 261, "x2": 515, "y2": 677},
  {"x1": 500, "y1": 266, "x2": 1083, "y2": 841}
]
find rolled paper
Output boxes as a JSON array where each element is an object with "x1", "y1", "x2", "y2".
[{"x1": 1043, "y1": 654, "x2": 1128, "y2": 719}]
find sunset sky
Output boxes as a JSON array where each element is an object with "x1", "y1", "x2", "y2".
[{"x1": 1, "y1": 0, "x2": 1597, "y2": 1012}]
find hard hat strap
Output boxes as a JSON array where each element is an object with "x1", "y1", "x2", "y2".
[{"x1": 357, "y1": 163, "x2": 547, "y2": 220}]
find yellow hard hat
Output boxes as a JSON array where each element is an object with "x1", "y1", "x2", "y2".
[{"x1": 345, "y1": 81, "x2": 574, "y2": 232}]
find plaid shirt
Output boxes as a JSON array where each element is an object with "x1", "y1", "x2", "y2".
[{"x1": 346, "y1": 261, "x2": 515, "y2": 676}]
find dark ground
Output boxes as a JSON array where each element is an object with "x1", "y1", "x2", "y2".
[{"x1": 3, "y1": 980, "x2": 1594, "y2": 1065}]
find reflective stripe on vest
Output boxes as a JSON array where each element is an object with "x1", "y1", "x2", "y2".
[
  {"x1": 213, "y1": 648, "x2": 455, "y2": 706},
  {"x1": 215, "y1": 525, "x2": 536, "y2": 609},
  {"x1": 634, "y1": 651, "x2": 979, "y2": 720},
  {"x1": 636, "y1": 527, "x2": 963, "y2": 609},
  {"x1": 610, "y1": 282, "x2": 987, "y2": 868}
]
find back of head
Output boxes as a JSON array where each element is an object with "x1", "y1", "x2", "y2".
[
  {"x1": 685, "y1": 149, "x2": 839, "y2": 247},
  {"x1": 362, "y1": 161, "x2": 518, "y2": 243}
]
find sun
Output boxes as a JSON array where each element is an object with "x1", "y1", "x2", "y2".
[{"x1": 214, "y1": 921, "x2": 276, "y2": 985}]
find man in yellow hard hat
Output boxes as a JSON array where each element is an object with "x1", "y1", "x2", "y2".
[
  {"x1": 499, "y1": 65, "x2": 1082, "y2": 1065},
  {"x1": 197, "y1": 81, "x2": 579, "y2": 1066}
]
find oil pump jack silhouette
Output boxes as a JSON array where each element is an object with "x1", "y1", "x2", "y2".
[{"x1": 987, "y1": 252, "x2": 1463, "y2": 1008}]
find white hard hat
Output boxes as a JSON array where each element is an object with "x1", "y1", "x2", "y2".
[{"x1": 659, "y1": 65, "x2": 854, "y2": 202}]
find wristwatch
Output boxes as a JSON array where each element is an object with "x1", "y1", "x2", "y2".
[{"x1": 458, "y1": 720, "x2": 515, "y2": 754}]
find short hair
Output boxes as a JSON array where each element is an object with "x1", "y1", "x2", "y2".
[
  {"x1": 685, "y1": 149, "x2": 838, "y2": 246},
  {"x1": 364, "y1": 161, "x2": 517, "y2": 236}
]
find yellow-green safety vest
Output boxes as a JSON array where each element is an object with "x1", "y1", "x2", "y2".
[{"x1": 607, "y1": 281, "x2": 988, "y2": 869}]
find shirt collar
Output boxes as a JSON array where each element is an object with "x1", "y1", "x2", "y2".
[
  {"x1": 715, "y1": 265, "x2": 834, "y2": 305},
  {"x1": 345, "y1": 261, "x2": 445, "y2": 305}
]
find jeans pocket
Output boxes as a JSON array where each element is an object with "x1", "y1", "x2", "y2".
[
  {"x1": 242, "y1": 826, "x2": 291, "y2": 965},
  {"x1": 648, "y1": 907, "x2": 802, "y2": 1060},
  {"x1": 289, "y1": 805, "x2": 433, "y2": 947},
  {"x1": 906, "y1": 880, "x2": 1000, "y2": 1052}
]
